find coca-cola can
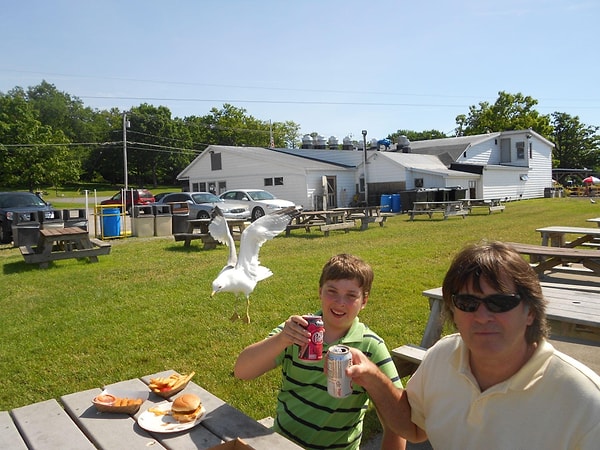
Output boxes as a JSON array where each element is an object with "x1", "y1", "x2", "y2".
[
  {"x1": 327, "y1": 345, "x2": 353, "y2": 398},
  {"x1": 298, "y1": 315, "x2": 324, "y2": 362}
]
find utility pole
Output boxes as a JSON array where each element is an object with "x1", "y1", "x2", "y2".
[
  {"x1": 122, "y1": 111, "x2": 130, "y2": 191},
  {"x1": 362, "y1": 130, "x2": 368, "y2": 206}
]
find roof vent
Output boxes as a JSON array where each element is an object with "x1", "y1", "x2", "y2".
[
  {"x1": 342, "y1": 136, "x2": 353, "y2": 150},
  {"x1": 397, "y1": 135, "x2": 411, "y2": 153},
  {"x1": 314, "y1": 134, "x2": 326, "y2": 149},
  {"x1": 301, "y1": 134, "x2": 314, "y2": 149},
  {"x1": 328, "y1": 136, "x2": 339, "y2": 149}
]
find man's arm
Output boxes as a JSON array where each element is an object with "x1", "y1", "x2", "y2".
[{"x1": 347, "y1": 348, "x2": 427, "y2": 443}]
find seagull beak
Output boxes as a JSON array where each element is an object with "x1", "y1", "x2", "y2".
[{"x1": 211, "y1": 291, "x2": 216, "y2": 297}]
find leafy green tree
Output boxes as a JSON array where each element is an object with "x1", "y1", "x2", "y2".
[
  {"x1": 387, "y1": 129, "x2": 448, "y2": 143},
  {"x1": 0, "y1": 87, "x2": 77, "y2": 191},
  {"x1": 551, "y1": 112, "x2": 600, "y2": 169},
  {"x1": 455, "y1": 91, "x2": 553, "y2": 138}
]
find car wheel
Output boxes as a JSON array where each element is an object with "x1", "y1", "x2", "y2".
[
  {"x1": 197, "y1": 211, "x2": 210, "y2": 219},
  {"x1": 252, "y1": 207, "x2": 265, "y2": 221}
]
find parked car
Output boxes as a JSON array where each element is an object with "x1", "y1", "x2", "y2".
[
  {"x1": 153, "y1": 192, "x2": 173, "y2": 203},
  {"x1": 219, "y1": 189, "x2": 296, "y2": 221},
  {"x1": 155, "y1": 192, "x2": 251, "y2": 220},
  {"x1": 0, "y1": 191, "x2": 54, "y2": 243},
  {"x1": 100, "y1": 189, "x2": 155, "y2": 214}
]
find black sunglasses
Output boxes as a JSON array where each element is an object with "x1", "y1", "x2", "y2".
[{"x1": 451, "y1": 293, "x2": 522, "y2": 313}]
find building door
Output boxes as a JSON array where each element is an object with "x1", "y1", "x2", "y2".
[{"x1": 326, "y1": 176, "x2": 337, "y2": 208}]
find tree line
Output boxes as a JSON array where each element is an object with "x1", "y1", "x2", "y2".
[{"x1": 1, "y1": 82, "x2": 598, "y2": 192}]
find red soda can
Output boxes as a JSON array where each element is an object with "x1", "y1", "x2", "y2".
[{"x1": 298, "y1": 315, "x2": 324, "y2": 362}]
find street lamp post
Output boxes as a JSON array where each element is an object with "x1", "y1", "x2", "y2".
[
  {"x1": 122, "y1": 111, "x2": 130, "y2": 192},
  {"x1": 362, "y1": 130, "x2": 368, "y2": 206}
]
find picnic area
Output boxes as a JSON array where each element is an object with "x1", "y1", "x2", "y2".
[{"x1": 1, "y1": 195, "x2": 599, "y2": 446}]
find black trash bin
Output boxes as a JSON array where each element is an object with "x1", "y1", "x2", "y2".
[
  {"x1": 170, "y1": 202, "x2": 190, "y2": 234},
  {"x1": 63, "y1": 209, "x2": 89, "y2": 230},
  {"x1": 11, "y1": 212, "x2": 41, "y2": 247}
]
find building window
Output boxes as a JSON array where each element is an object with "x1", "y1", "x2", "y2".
[
  {"x1": 516, "y1": 141, "x2": 525, "y2": 159},
  {"x1": 264, "y1": 177, "x2": 284, "y2": 186},
  {"x1": 529, "y1": 142, "x2": 533, "y2": 159},
  {"x1": 210, "y1": 152, "x2": 222, "y2": 171},
  {"x1": 218, "y1": 181, "x2": 227, "y2": 194},
  {"x1": 415, "y1": 178, "x2": 424, "y2": 188}
]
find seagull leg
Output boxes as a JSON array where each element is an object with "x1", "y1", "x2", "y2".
[{"x1": 243, "y1": 297, "x2": 251, "y2": 324}]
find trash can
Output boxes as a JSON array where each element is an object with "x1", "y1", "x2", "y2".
[
  {"x1": 380, "y1": 194, "x2": 392, "y2": 212},
  {"x1": 132, "y1": 205, "x2": 154, "y2": 237},
  {"x1": 63, "y1": 209, "x2": 88, "y2": 230},
  {"x1": 153, "y1": 204, "x2": 172, "y2": 236},
  {"x1": 39, "y1": 210, "x2": 64, "y2": 230},
  {"x1": 101, "y1": 208, "x2": 121, "y2": 238},
  {"x1": 12, "y1": 212, "x2": 41, "y2": 247},
  {"x1": 170, "y1": 202, "x2": 190, "y2": 234},
  {"x1": 391, "y1": 193, "x2": 401, "y2": 213}
]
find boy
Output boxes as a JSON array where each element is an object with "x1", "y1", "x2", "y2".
[{"x1": 234, "y1": 254, "x2": 405, "y2": 450}]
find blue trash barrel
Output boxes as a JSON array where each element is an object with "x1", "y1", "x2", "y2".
[
  {"x1": 102, "y1": 208, "x2": 121, "y2": 237},
  {"x1": 380, "y1": 194, "x2": 392, "y2": 212},
  {"x1": 391, "y1": 193, "x2": 401, "y2": 212}
]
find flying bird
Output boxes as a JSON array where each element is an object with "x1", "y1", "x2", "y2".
[{"x1": 209, "y1": 206, "x2": 299, "y2": 323}]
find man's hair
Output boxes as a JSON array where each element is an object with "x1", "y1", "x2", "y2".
[
  {"x1": 319, "y1": 254, "x2": 374, "y2": 297},
  {"x1": 442, "y1": 241, "x2": 549, "y2": 344}
]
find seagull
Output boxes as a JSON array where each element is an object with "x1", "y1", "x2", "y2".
[
  {"x1": 209, "y1": 206, "x2": 299, "y2": 323},
  {"x1": 591, "y1": 198, "x2": 596, "y2": 204}
]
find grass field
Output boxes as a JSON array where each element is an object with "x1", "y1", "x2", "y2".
[{"x1": 0, "y1": 195, "x2": 596, "y2": 439}]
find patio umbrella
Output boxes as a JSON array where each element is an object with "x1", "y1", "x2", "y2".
[{"x1": 583, "y1": 176, "x2": 600, "y2": 184}]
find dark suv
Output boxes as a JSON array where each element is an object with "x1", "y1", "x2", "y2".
[
  {"x1": 0, "y1": 192, "x2": 54, "y2": 243},
  {"x1": 100, "y1": 189, "x2": 155, "y2": 214}
]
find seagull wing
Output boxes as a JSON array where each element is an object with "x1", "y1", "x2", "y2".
[
  {"x1": 208, "y1": 206, "x2": 237, "y2": 268},
  {"x1": 237, "y1": 207, "x2": 299, "y2": 280}
]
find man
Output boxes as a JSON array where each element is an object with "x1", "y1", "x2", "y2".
[{"x1": 348, "y1": 241, "x2": 600, "y2": 449}]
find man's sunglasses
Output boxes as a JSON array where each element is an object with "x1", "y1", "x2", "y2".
[{"x1": 451, "y1": 293, "x2": 522, "y2": 313}]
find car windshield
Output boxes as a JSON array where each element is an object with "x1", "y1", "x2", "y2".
[
  {"x1": 248, "y1": 191, "x2": 275, "y2": 201},
  {"x1": 0, "y1": 193, "x2": 47, "y2": 208},
  {"x1": 192, "y1": 193, "x2": 221, "y2": 204}
]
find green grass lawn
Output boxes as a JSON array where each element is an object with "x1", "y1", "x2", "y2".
[{"x1": 0, "y1": 196, "x2": 596, "y2": 439}]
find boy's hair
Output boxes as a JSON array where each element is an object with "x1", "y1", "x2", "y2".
[{"x1": 319, "y1": 254, "x2": 374, "y2": 296}]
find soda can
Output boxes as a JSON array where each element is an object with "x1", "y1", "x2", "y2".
[
  {"x1": 327, "y1": 344, "x2": 353, "y2": 398},
  {"x1": 298, "y1": 315, "x2": 324, "y2": 362}
]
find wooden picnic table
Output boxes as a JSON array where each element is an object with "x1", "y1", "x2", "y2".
[
  {"x1": 332, "y1": 206, "x2": 387, "y2": 230},
  {"x1": 463, "y1": 198, "x2": 505, "y2": 214},
  {"x1": 536, "y1": 225, "x2": 600, "y2": 248},
  {"x1": 19, "y1": 227, "x2": 111, "y2": 269},
  {"x1": 408, "y1": 201, "x2": 468, "y2": 220},
  {"x1": 3, "y1": 370, "x2": 301, "y2": 450},
  {"x1": 285, "y1": 210, "x2": 355, "y2": 236},
  {"x1": 174, "y1": 219, "x2": 248, "y2": 248},
  {"x1": 586, "y1": 217, "x2": 600, "y2": 227},
  {"x1": 506, "y1": 241, "x2": 600, "y2": 277}
]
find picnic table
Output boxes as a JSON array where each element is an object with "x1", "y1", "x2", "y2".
[
  {"x1": 408, "y1": 201, "x2": 468, "y2": 220},
  {"x1": 463, "y1": 198, "x2": 505, "y2": 214},
  {"x1": 285, "y1": 210, "x2": 354, "y2": 236},
  {"x1": 174, "y1": 219, "x2": 248, "y2": 248},
  {"x1": 19, "y1": 227, "x2": 111, "y2": 269},
  {"x1": 536, "y1": 225, "x2": 600, "y2": 248},
  {"x1": 332, "y1": 206, "x2": 387, "y2": 230},
  {"x1": 3, "y1": 370, "x2": 301, "y2": 450}
]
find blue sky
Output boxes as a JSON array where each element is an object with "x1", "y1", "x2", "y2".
[{"x1": 1, "y1": 0, "x2": 598, "y2": 144}]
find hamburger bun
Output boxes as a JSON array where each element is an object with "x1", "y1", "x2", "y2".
[{"x1": 171, "y1": 393, "x2": 202, "y2": 423}]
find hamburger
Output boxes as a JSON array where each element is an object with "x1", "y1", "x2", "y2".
[{"x1": 171, "y1": 393, "x2": 203, "y2": 423}]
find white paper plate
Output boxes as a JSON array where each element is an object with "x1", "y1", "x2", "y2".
[{"x1": 137, "y1": 402, "x2": 206, "y2": 433}]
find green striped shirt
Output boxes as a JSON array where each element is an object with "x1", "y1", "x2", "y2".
[{"x1": 269, "y1": 314, "x2": 402, "y2": 450}]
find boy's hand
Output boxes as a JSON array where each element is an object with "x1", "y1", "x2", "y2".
[{"x1": 281, "y1": 315, "x2": 312, "y2": 347}]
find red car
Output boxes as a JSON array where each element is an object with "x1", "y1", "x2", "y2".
[{"x1": 100, "y1": 189, "x2": 155, "y2": 214}]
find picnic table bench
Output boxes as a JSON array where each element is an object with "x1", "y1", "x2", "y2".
[
  {"x1": 408, "y1": 201, "x2": 468, "y2": 220},
  {"x1": 333, "y1": 206, "x2": 388, "y2": 230},
  {"x1": 20, "y1": 227, "x2": 111, "y2": 269}
]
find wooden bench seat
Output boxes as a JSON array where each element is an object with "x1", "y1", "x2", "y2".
[
  {"x1": 319, "y1": 220, "x2": 355, "y2": 235},
  {"x1": 391, "y1": 344, "x2": 427, "y2": 378}
]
